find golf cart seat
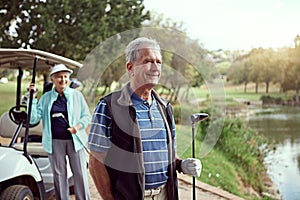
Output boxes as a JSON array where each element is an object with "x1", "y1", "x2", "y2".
[{"x1": 0, "y1": 112, "x2": 47, "y2": 156}]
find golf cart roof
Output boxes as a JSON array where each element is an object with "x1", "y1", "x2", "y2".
[{"x1": 0, "y1": 48, "x2": 82, "y2": 71}]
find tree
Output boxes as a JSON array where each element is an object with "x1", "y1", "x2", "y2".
[
  {"x1": 282, "y1": 46, "x2": 300, "y2": 103},
  {"x1": 228, "y1": 47, "x2": 286, "y2": 94},
  {"x1": 259, "y1": 48, "x2": 282, "y2": 93},
  {"x1": 141, "y1": 12, "x2": 210, "y2": 102},
  {"x1": 244, "y1": 49, "x2": 260, "y2": 93},
  {"x1": 227, "y1": 55, "x2": 251, "y2": 93},
  {"x1": 0, "y1": 0, "x2": 150, "y2": 62}
]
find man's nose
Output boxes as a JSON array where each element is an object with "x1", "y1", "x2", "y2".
[{"x1": 151, "y1": 62, "x2": 160, "y2": 70}]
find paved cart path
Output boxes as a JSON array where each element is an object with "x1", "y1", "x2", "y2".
[{"x1": 70, "y1": 172, "x2": 244, "y2": 200}]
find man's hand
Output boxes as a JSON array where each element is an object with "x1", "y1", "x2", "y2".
[{"x1": 181, "y1": 158, "x2": 202, "y2": 177}]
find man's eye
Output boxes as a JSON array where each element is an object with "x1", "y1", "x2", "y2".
[{"x1": 145, "y1": 59, "x2": 161, "y2": 64}]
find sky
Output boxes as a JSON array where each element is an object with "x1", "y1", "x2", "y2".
[{"x1": 143, "y1": 0, "x2": 300, "y2": 51}]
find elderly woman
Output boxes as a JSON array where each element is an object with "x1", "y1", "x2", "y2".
[{"x1": 29, "y1": 64, "x2": 91, "y2": 200}]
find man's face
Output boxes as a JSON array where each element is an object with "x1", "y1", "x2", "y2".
[
  {"x1": 51, "y1": 71, "x2": 70, "y2": 91},
  {"x1": 127, "y1": 46, "x2": 162, "y2": 90}
]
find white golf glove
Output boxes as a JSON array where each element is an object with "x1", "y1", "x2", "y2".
[{"x1": 181, "y1": 158, "x2": 202, "y2": 177}]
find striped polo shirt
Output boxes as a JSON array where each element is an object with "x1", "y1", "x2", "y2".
[{"x1": 88, "y1": 92, "x2": 171, "y2": 189}]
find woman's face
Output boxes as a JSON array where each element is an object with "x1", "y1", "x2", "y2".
[{"x1": 50, "y1": 71, "x2": 70, "y2": 93}]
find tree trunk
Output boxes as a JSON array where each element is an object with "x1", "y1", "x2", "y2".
[
  {"x1": 244, "y1": 82, "x2": 247, "y2": 93},
  {"x1": 101, "y1": 85, "x2": 108, "y2": 95},
  {"x1": 255, "y1": 81, "x2": 258, "y2": 93},
  {"x1": 183, "y1": 86, "x2": 190, "y2": 101},
  {"x1": 174, "y1": 86, "x2": 180, "y2": 102},
  {"x1": 43, "y1": 73, "x2": 49, "y2": 83},
  {"x1": 296, "y1": 87, "x2": 300, "y2": 104},
  {"x1": 266, "y1": 81, "x2": 269, "y2": 93}
]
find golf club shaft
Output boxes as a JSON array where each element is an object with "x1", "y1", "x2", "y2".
[
  {"x1": 193, "y1": 177, "x2": 196, "y2": 199},
  {"x1": 76, "y1": 135, "x2": 90, "y2": 154},
  {"x1": 190, "y1": 113, "x2": 208, "y2": 200},
  {"x1": 69, "y1": 125, "x2": 90, "y2": 154},
  {"x1": 192, "y1": 123, "x2": 196, "y2": 200}
]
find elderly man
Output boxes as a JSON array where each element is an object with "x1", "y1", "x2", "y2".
[{"x1": 88, "y1": 37, "x2": 202, "y2": 200}]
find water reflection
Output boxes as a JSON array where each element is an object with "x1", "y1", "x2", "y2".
[{"x1": 247, "y1": 106, "x2": 300, "y2": 200}]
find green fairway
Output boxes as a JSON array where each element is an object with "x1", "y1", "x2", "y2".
[{"x1": 0, "y1": 82, "x2": 19, "y2": 115}]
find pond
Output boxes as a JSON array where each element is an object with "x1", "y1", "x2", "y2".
[{"x1": 246, "y1": 106, "x2": 300, "y2": 200}]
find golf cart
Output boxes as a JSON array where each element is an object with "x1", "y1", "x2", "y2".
[{"x1": 0, "y1": 49, "x2": 82, "y2": 199}]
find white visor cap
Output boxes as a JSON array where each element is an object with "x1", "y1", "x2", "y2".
[{"x1": 50, "y1": 64, "x2": 73, "y2": 77}]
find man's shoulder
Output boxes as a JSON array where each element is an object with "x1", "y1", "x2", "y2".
[
  {"x1": 152, "y1": 90, "x2": 171, "y2": 107},
  {"x1": 158, "y1": 95, "x2": 169, "y2": 104},
  {"x1": 101, "y1": 90, "x2": 122, "y2": 101}
]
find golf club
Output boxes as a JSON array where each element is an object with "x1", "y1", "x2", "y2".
[
  {"x1": 52, "y1": 113, "x2": 90, "y2": 154},
  {"x1": 191, "y1": 113, "x2": 209, "y2": 124},
  {"x1": 191, "y1": 113, "x2": 209, "y2": 200}
]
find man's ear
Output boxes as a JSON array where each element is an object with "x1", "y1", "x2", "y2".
[{"x1": 126, "y1": 62, "x2": 134, "y2": 76}]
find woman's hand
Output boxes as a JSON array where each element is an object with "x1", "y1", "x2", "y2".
[
  {"x1": 28, "y1": 83, "x2": 39, "y2": 98},
  {"x1": 67, "y1": 126, "x2": 78, "y2": 134},
  {"x1": 67, "y1": 124, "x2": 81, "y2": 134}
]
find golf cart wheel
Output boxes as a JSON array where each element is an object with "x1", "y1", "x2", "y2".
[
  {"x1": 9, "y1": 105, "x2": 39, "y2": 128},
  {"x1": 0, "y1": 185, "x2": 34, "y2": 200}
]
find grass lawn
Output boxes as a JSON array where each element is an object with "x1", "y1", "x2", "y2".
[
  {"x1": 177, "y1": 123, "x2": 252, "y2": 198},
  {"x1": 177, "y1": 79, "x2": 293, "y2": 105},
  {"x1": 0, "y1": 80, "x2": 44, "y2": 115},
  {"x1": 224, "y1": 81, "x2": 294, "y2": 101},
  {"x1": 0, "y1": 82, "x2": 19, "y2": 115}
]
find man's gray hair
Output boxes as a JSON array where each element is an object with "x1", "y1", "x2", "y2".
[{"x1": 125, "y1": 37, "x2": 161, "y2": 64}]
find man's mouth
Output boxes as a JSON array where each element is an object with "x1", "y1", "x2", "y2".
[{"x1": 147, "y1": 74, "x2": 159, "y2": 78}]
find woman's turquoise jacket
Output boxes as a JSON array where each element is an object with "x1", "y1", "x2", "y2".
[{"x1": 30, "y1": 86, "x2": 91, "y2": 154}]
